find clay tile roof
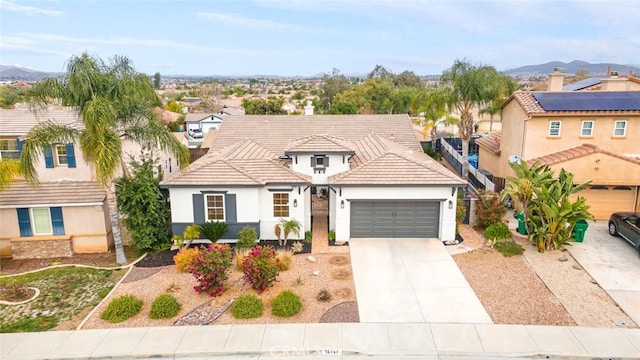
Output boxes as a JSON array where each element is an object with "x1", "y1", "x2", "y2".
[
  {"x1": 475, "y1": 132, "x2": 501, "y2": 155},
  {"x1": 285, "y1": 134, "x2": 356, "y2": 154},
  {"x1": 331, "y1": 133, "x2": 465, "y2": 186},
  {"x1": 511, "y1": 91, "x2": 545, "y2": 114},
  {"x1": 0, "y1": 107, "x2": 82, "y2": 136},
  {"x1": 528, "y1": 143, "x2": 640, "y2": 166},
  {"x1": 0, "y1": 181, "x2": 106, "y2": 207}
]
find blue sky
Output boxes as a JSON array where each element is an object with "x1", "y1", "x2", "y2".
[{"x1": 1, "y1": 0, "x2": 639, "y2": 76}]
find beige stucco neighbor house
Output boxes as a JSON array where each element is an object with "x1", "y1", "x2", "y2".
[
  {"x1": 0, "y1": 107, "x2": 183, "y2": 259},
  {"x1": 161, "y1": 114, "x2": 466, "y2": 244},
  {"x1": 476, "y1": 73, "x2": 640, "y2": 219}
]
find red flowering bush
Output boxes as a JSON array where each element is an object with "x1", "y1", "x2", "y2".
[
  {"x1": 189, "y1": 243, "x2": 232, "y2": 297},
  {"x1": 242, "y1": 245, "x2": 279, "y2": 293}
]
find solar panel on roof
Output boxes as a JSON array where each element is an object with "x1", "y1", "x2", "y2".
[{"x1": 532, "y1": 91, "x2": 640, "y2": 111}]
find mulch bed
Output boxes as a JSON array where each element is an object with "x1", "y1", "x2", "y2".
[{"x1": 319, "y1": 301, "x2": 359, "y2": 323}]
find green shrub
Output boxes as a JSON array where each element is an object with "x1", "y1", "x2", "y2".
[
  {"x1": 149, "y1": 294, "x2": 181, "y2": 319},
  {"x1": 271, "y1": 290, "x2": 302, "y2": 317},
  {"x1": 243, "y1": 246, "x2": 279, "y2": 293},
  {"x1": 101, "y1": 294, "x2": 143, "y2": 323},
  {"x1": 476, "y1": 189, "x2": 507, "y2": 228},
  {"x1": 328, "y1": 230, "x2": 336, "y2": 241},
  {"x1": 237, "y1": 226, "x2": 257, "y2": 249},
  {"x1": 198, "y1": 221, "x2": 228, "y2": 243},
  {"x1": 483, "y1": 222, "x2": 512, "y2": 243},
  {"x1": 231, "y1": 294, "x2": 264, "y2": 319},
  {"x1": 304, "y1": 230, "x2": 312, "y2": 243},
  {"x1": 494, "y1": 241, "x2": 525, "y2": 257}
]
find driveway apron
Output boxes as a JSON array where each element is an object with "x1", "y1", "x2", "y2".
[
  {"x1": 349, "y1": 238, "x2": 492, "y2": 323},
  {"x1": 567, "y1": 221, "x2": 640, "y2": 326}
]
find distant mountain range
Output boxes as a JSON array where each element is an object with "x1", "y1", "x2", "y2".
[
  {"x1": 504, "y1": 60, "x2": 640, "y2": 77},
  {"x1": 0, "y1": 65, "x2": 62, "y2": 81},
  {"x1": 2, "y1": 60, "x2": 639, "y2": 81}
]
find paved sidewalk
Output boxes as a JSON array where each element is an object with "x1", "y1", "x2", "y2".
[
  {"x1": 350, "y1": 238, "x2": 492, "y2": 324},
  {"x1": 2, "y1": 323, "x2": 639, "y2": 359}
]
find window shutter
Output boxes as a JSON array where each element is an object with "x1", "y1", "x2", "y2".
[
  {"x1": 17, "y1": 208, "x2": 32, "y2": 237},
  {"x1": 17, "y1": 139, "x2": 24, "y2": 156},
  {"x1": 65, "y1": 143, "x2": 76, "y2": 168},
  {"x1": 192, "y1": 194, "x2": 205, "y2": 224},
  {"x1": 310, "y1": 156, "x2": 315, "y2": 167},
  {"x1": 44, "y1": 145, "x2": 54, "y2": 168},
  {"x1": 325, "y1": 156, "x2": 329, "y2": 167},
  {"x1": 225, "y1": 194, "x2": 237, "y2": 223},
  {"x1": 50, "y1": 207, "x2": 65, "y2": 235}
]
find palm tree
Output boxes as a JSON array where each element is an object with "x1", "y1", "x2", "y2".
[
  {"x1": 20, "y1": 53, "x2": 189, "y2": 264},
  {"x1": 441, "y1": 59, "x2": 517, "y2": 181},
  {"x1": 0, "y1": 158, "x2": 20, "y2": 191},
  {"x1": 414, "y1": 86, "x2": 458, "y2": 142},
  {"x1": 279, "y1": 218, "x2": 301, "y2": 247}
]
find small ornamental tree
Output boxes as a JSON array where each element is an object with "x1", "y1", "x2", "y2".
[
  {"x1": 242, "y1": 246, "x2": 279, "y2": 293},
  {"x1": 115, "y1": 152, "x2": 170, "y2": 254},
  {"x1": 476, "y1": 189, "x2": 507, "y2": 228},
  {"x1": 189, "y1": 244, "x2": 232, "y2": 297}
]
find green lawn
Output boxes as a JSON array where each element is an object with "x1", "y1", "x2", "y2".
[{"x1": 0, "y1": 266, "x2": 126, "y2": 332}]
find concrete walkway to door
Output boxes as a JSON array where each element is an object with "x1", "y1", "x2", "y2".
[{"x1": 350, "y1": 238, "x2": 492, "y2": 323}]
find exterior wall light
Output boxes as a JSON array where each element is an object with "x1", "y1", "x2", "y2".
[
  {"x1": 293, "y1": 199, "x2": 298, "y2": 207},
  {"x1": 340, "y1": 200, "x2": 345, "y2": 209},
  {"x1": 448, "y1": 200, "x2": 454, "y2": 209}
]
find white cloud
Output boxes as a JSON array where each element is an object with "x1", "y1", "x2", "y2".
[
  {"x1": 0, "y1": 0, "x2": 62, "y2": 16},
  {"x1": 195, "y1": 12, "x2": 289, "y2": 30}
]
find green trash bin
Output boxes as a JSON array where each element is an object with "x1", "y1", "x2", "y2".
[
  {"x1": 516, "y1": 211, "x2": 527, "y2": 235},
  {"x1": 572, "y1": 219, "x2": 589, "y2": 242}
]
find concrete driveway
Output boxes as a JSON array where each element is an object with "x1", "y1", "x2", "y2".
[
  {"x1": 349, "y1": 238, "x2": 492, "y2": 323},
  {"x1": 567, "y1": 221, "x2": 640, "y2": 326}
]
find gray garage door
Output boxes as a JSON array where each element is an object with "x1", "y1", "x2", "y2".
[{"x1": 350, "y1": 201, "x2": 440, "y2": 238}]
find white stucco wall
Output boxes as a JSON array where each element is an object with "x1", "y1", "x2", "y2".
[
  {"x1": 334, "y1": 186, "x2": 458, "y2": 242},
  {"x1": 258, "y1": 186, "x2": 307, "y2": 240},
  {"x1": 289, "y1": 154, "x2": 351, "y2": 184},
  {"x1": 168, "y1": 187, "x2": 261, "y2": 223}
]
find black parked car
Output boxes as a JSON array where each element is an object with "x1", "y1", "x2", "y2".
[{"x1": 608, "y1": 212, "x2": 640, "y2": 255}]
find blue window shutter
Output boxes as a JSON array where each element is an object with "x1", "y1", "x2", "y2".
[
  {"x1": 17, "y1": 208, "x2": 32, "y2": 237},
  {"x1": 225, "y1": 194, "x2": 237, "y2": 223},
  {"x1": 193, "y1": 194, "x2": 205, "y2": 224},
  {"x1": 310, "y1": 156, "x2": 315, "y2": 167},
  {"x1": 44, "y1": 145, "x2": 54, "y2": 168},
  {"x1": 50, "y1": 207, "x2": 65, "y2": 235},
  {"x1": 17, "y1": 139, "x2": 24, "y2": 156},
  {"x1": 65, "y1": 143, "x2": 76, "y2": 168}
]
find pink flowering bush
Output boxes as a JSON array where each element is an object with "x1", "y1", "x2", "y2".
[
  {"x1": 189, "y1": 243, "x2": 232, "y2": 297},
  {"x1": 242, "y1": 245, "x2": 279, "y2": 293}
]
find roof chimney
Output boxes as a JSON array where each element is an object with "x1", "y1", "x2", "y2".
[
  {"x1": 304, "y1": 100, "x2": 314, "y2": 116},
  {"x1": 547, "y1": 68, "x2": 565, "y2": 92},
  {"x1": 601, "y1": 70, "x2": 629, "y2": 91}
]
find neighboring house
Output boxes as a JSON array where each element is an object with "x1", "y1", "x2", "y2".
[
  {"x1": 185, "y1": 113, "x2": 223, "y2": 134},
  {"x1": 161, "y1": 114, "x2": 466, "y2": 243},
  {"x1": 0, "y1": 107, "x2": 182, "y2": 259},
  {"x1": 218, "y1": 105, "x2": 245, "y2": 116},
  {"x1": 476, "y1": 72, "x2": 640, "y2": 219}
]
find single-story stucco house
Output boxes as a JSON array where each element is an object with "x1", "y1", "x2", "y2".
[{"x1": 161, "y1": 114, "x2": 466, "y2": 243}]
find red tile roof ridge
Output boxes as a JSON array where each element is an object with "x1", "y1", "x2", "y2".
[{"x1": 528, "y1": 143, "x2": 640, "y2": 166}]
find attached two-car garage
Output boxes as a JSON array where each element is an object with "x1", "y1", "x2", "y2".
[{"x1": 350, "y1": 200, "x2": 440, "y2": 238}]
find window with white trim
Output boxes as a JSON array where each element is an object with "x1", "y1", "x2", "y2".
[
  {"x1": 548, "y1": 121, "x2": 561, "y2": 137},
  {"x1": 613, "y1": 120, "x2": 627, "y2": 137},
  {"x1": 54, "y1": 144, "x2": 68, "y2": 166},
  {"x1": 581, "y1": 120, "x2": 594, "y2": 137},
  {"x1": 273, "y1": 193, "x2": 289, "y2": 217},
  {"x1": 32, "y1": 208, "x2": 53, "y2": 235},
  {"x1": 205, "y1": 194, "x2": 225, "y2": 221},
  {"x1": 0, "y1": 139, "x2": 20, "y2": 160}
]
